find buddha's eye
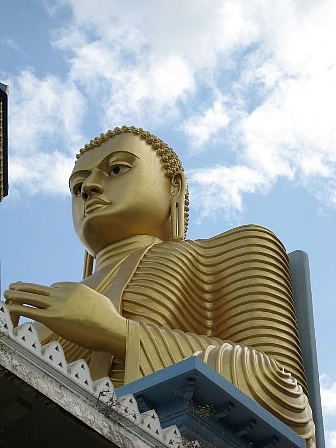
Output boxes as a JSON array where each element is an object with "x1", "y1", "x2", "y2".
[
  {"x1": 72, "y1": 182, "x2": 83, "y2": 197},
  {"x1": 109, "y1": 164, "x2": 130, "y2": 176}
]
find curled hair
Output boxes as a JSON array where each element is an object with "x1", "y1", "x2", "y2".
[{"x1": 76, "y1": 125, "x2": 189, "y2": 236}]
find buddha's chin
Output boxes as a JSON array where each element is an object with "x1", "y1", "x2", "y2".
[
  {"x1": 74, "y1": 206, "x2": 171, "y2": 254},
  {"x1": 75, "y1": 214, "x2": 132, "y2": 255}
]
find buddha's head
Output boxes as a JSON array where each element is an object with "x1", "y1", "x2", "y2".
[{"x1": 70, "y1": 126, "x2": 189, "y2": 256}]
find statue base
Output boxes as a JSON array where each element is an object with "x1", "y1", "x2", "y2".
[{"x1": 0, "y1": 301, "x2": 304, "y2": 447}]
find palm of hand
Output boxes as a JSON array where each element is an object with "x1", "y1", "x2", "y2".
[{"x1": 4, "y1": 281, "x2": 127, "y2": 358}]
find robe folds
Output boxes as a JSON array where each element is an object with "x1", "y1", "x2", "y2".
[{"x1": 43, "y1": 225, "x2": 315, "y2": 446}]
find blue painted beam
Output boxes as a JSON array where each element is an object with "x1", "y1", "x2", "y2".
[{"x1": 117, "y1": 357, "x2": 305, "y2": 448}]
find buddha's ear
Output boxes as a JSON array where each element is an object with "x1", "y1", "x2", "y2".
[
  {"x1": 82, "y1": 250, "x2": 94, "y2": 279},
  {"x1": 170, "y1": 171, "x2": 187, "y2": 241}
]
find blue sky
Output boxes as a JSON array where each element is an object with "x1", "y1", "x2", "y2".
[{"x1": 0, "y1": 0, "x2": 335, "y2": 443}]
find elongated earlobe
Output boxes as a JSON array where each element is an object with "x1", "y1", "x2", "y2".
[
  {"x1": 83, "y1": 250, "x2": 94, "y2": 279},
  {"x1": 170, "y1": 171, "x2": 187, "y2": 241}
]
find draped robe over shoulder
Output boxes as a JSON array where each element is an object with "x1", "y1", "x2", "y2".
[{"x1": 42, "y1": 224, "x2": 315, "y2": 446}]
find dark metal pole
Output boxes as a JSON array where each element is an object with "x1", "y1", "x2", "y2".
[{"x1": 0, "y1": 82, "x2": 9, "y2": 201}]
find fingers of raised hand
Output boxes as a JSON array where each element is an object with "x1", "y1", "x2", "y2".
[
  {"x1": 6, "y1": 303, "x2": 46, "y2": 321},
  {"x1": 4, "y1": 290, "x2": 51, "y2": 309},
  {"x1": 8, "y1": 282, "x2": 51, "y2": 296}
]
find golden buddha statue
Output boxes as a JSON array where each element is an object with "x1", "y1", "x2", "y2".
[{"x1": 4, "y1": 126, "x2": 315, "y2": 446}]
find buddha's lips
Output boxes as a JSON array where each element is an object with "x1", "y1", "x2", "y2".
[{"x1": 84, "y1": 198, "x2": 111, "y2": 215}]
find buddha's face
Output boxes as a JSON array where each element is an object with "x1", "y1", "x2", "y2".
[{"x1": 70, "y1": 133, "x2": 172, "y2": 255}]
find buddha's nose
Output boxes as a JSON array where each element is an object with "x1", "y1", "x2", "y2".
[{"x1": 81, "y1": 170, "x2": 103, "y2": 201}]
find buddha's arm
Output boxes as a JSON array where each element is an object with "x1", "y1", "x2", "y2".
[
  {"x1": 125, "y1": 321, "x2": 315, "y2": 448},
  {"x1": 4, "y1": 281, "x2": 127, "y2": 359}
]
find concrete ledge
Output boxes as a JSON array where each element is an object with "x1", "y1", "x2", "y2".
[{"x1": 0, "y1": 302, "x2": 182, "y2": 448}]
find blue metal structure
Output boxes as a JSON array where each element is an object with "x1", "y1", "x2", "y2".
[{"x1": 117, "y1": 357, "x2": 305, "y2": 448}]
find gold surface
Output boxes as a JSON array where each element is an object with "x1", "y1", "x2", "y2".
[{"x1": 4, "y1": 127, "x2": 315, "y2": 447}]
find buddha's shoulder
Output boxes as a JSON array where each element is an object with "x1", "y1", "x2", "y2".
[
  {"x1": 153, "y1": 225, "x2": 287, "y2": 257},
  {"x1": 157, "y1": 224, "x2": 286, "y2": 253},
  {"x1": 194, "y1": 224, "x2": 284, "y2": 247}
]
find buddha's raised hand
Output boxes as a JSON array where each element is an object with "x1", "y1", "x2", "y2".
[{"x1": 4, "y1": 281, "x2": 127, "y2": 359}]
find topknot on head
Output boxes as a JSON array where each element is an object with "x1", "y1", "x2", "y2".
[{"x1": 76, "y1": 126, "x2": 184, "y2": 177}]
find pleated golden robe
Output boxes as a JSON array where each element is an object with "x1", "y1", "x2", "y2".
[{"x1": 43, "y1": 225, "x2": 315, "y2": 446}]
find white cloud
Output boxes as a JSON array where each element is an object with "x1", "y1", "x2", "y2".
[
  {"x1": 8, "y1": 70, "x2": 86, "y2": 154},
  {"x1": 237, "y1": 66, "x2": 336, "y2": 206},
  {"x1": 101, "y1": 54, "x2": 195, "y2": 127},
  {"x1": 52, "y1": 26, "x2": 195, "y2": 125},
  {"x1": 182, "y1": 0, "x2": 336, "y2": 216},
  {"x1": 188, "y1": 165, "x2": 268, "y2": 221},
  {"x1": 321, "y1": 377, "x2": 336, "y2": 417},
  {"x1": 315, "y1": 375, "x2": 336, "y2": 446},
  {"x1": 49, "y1": 0, "x2": 262, "y2": 127},
  {"x1": 57, "y1": 0, "x2": 259, "y2": 70},
  {"x1": 0, "y1": 38, "x2": 20, "y2": 51},
  {"x1": 3, "y1": 69, "x2": 86, "y2": 196},
  {"x1": 9, "y1": 151, "x2": 74, "y2": 196},
  {"x1": 182, "y1": 96, "x2": 231, "y2": 149},
  {"x1": 326, "y1": 431, "x2": 336, "y2": 448}
]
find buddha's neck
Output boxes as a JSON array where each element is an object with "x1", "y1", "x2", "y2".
[{"x1": 95, "y1": 235, "x2": 162, "y2": 271}]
